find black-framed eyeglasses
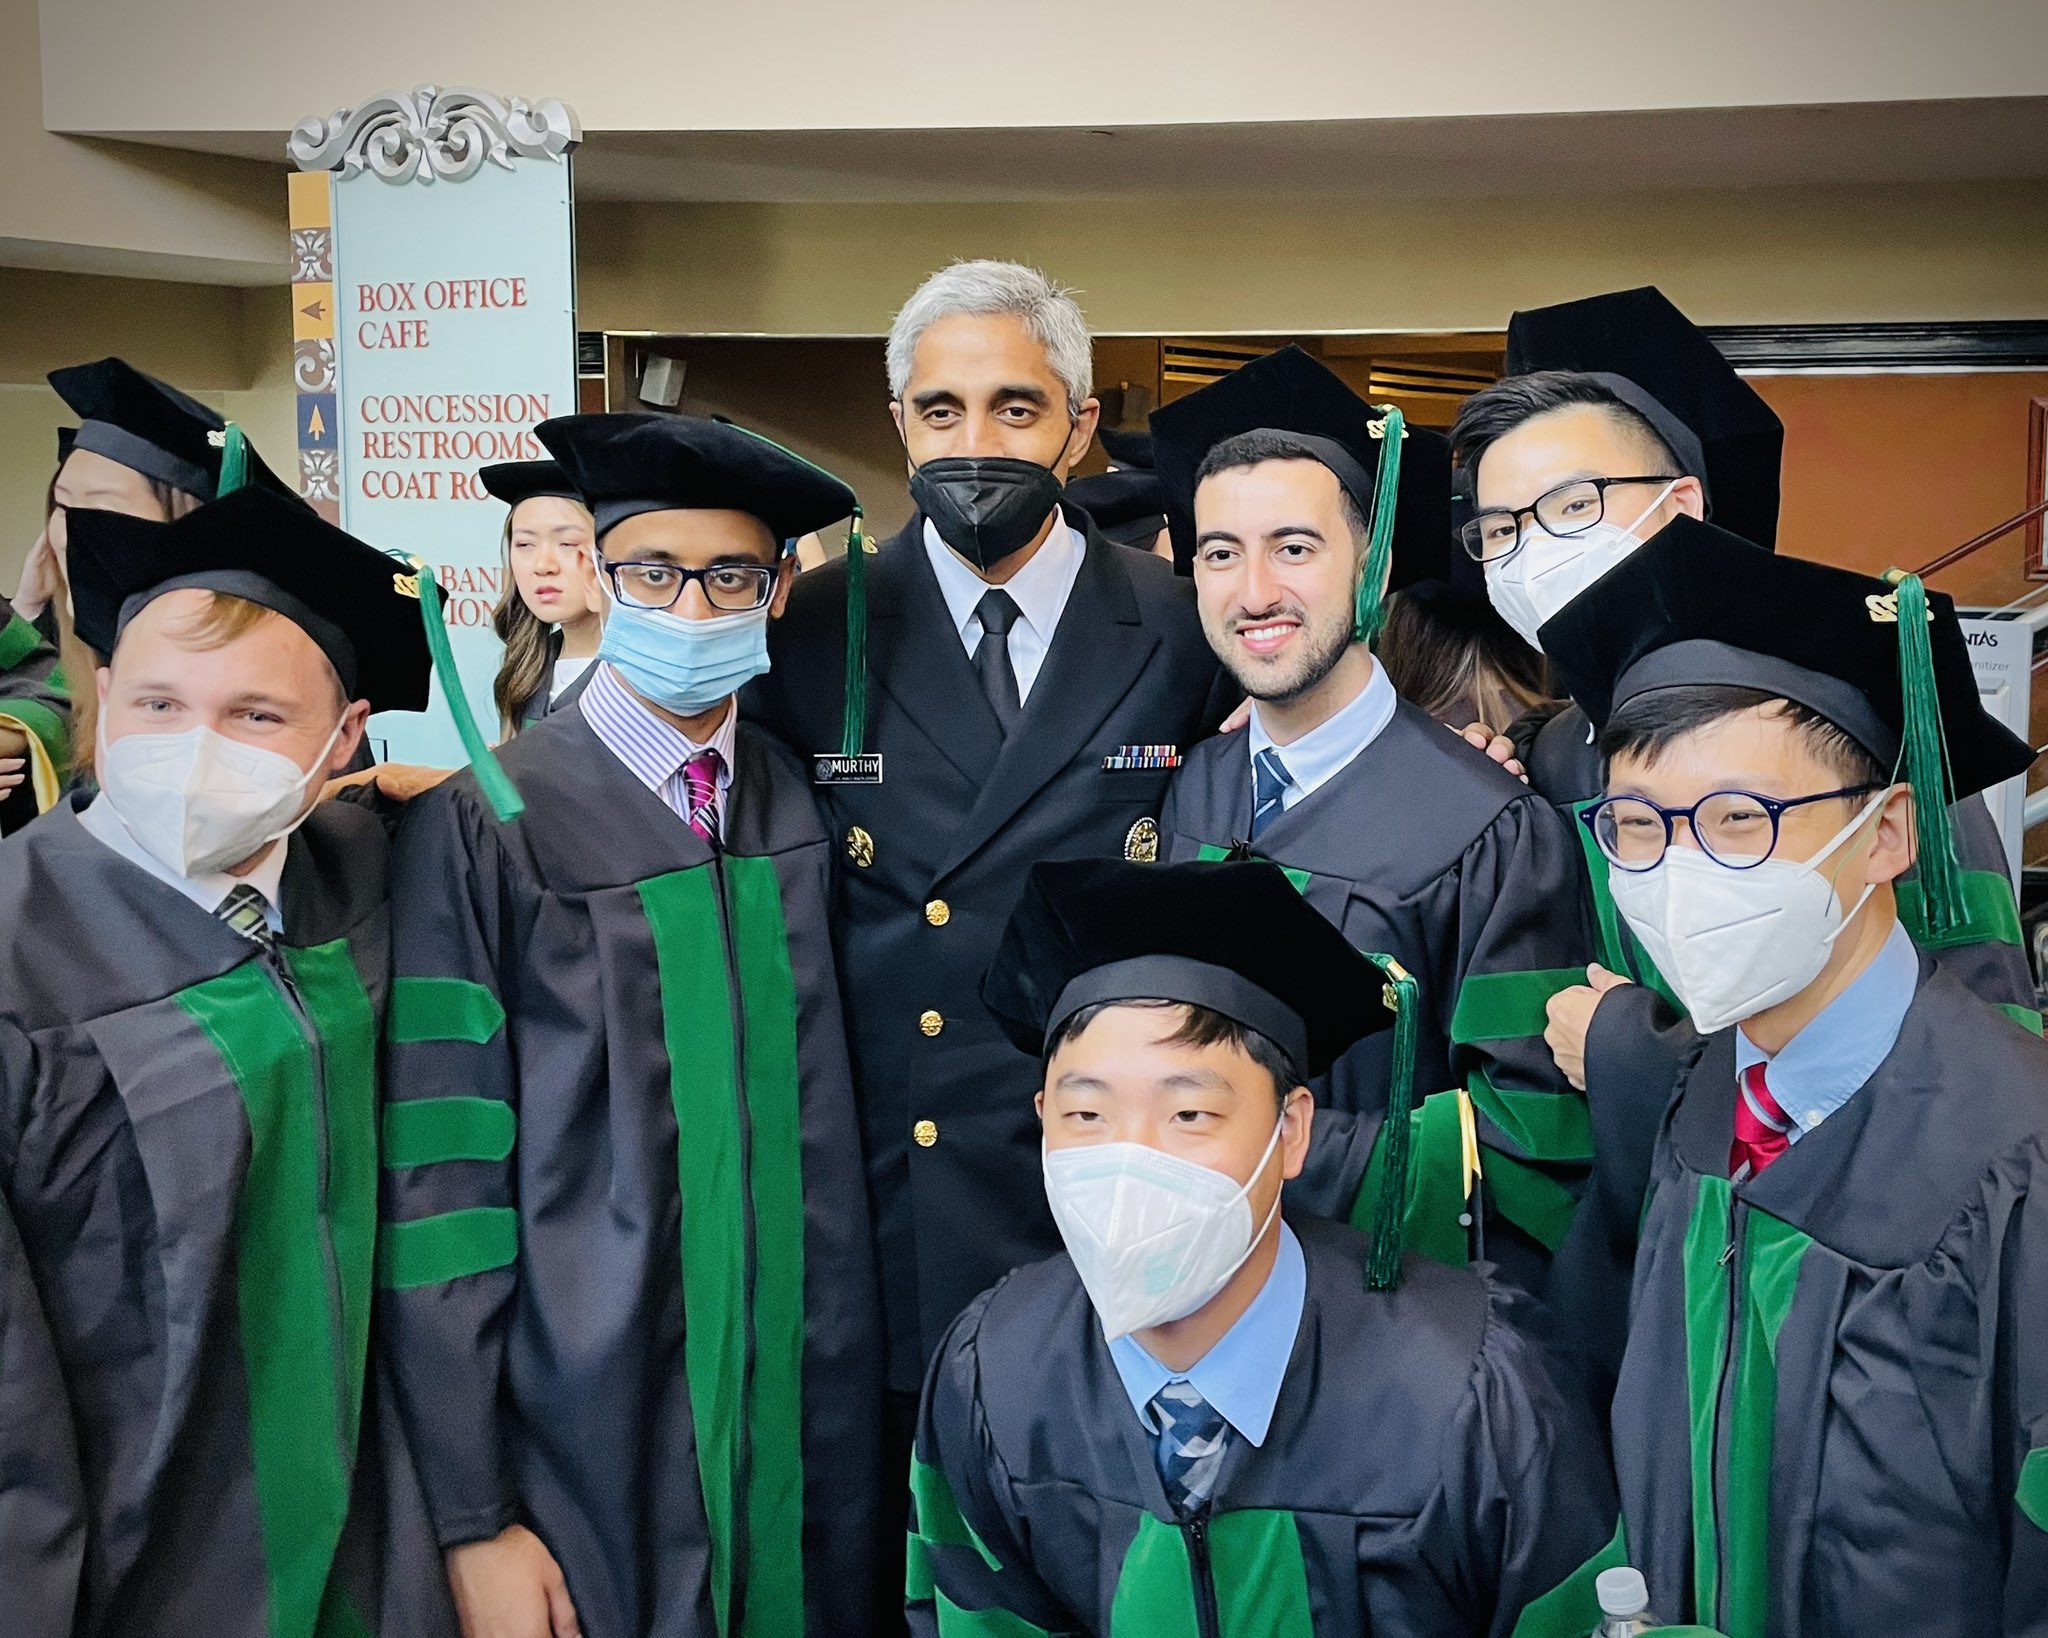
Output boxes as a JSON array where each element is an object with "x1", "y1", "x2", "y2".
[
  {"x1": 1459, "y1": 475, "x2": 1676, "y2": 563},
  {"x1": 599, "y1": 558, "x2": 776, "y2": 613},
  {"x1": 1581, "y1": 784, "x2": 1884, "y2": 872}
]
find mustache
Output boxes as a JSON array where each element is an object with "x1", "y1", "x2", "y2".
[{"x1": 1225, "y1": 603, "x2": 1308, "y2": 632}]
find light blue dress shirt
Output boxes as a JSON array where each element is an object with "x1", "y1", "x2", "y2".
[
  {"x1": 1107, "y1": 1222, "x2": 1306, "y2": 1448},
  {"x1": 1734, "y1": 918, "x2": 1920, "y2": 1141},
  {"x1": 1245, "y1": 657, "x2": 1397, "y2": 814}
]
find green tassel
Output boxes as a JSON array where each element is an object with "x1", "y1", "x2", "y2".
[
  {"x1": 413, "y1": 559, "x2": 524, "y2": 822},
  {"x1": 716, "y1": 422, "x2": 869, "y2": 757},
  {"x1": 1353, "y1": 407, "x2": 1405, "y2": 648},
  {"x1": 1889, "y1": 571, "x2": 1965, "y2": 939},
  {"x1": 839, "y1": 505, "x2": 869, "y2": 757},
  {"x1": 216, "y1": 423, "x2": 250, "y2": 497},
  {"x1": 1362, "y1": 951, "x2": 1420, "y2": 1290}
]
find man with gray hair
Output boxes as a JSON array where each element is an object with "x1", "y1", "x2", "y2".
[{"x1": 747, "y1": 257, "x2": 1226, "y2": 1518}]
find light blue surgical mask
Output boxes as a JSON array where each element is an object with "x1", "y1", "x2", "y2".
[{"x1": 594, "y1": 582, "x2": 774, "y2": 716}]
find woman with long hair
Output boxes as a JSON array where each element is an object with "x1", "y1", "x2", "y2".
[
  {"x1": 481, "y1": 461, "x2": 601, "y2": 735},
  {"x1": 1376, "y1": 579, "x2": 1553, "y2": 736}
]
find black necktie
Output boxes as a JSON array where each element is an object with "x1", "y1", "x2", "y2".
[{"x1": 973, "y1": 588, "x2": 1024, "y2": 737}]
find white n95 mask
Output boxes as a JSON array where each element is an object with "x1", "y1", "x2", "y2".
[
  {"x1": 1484, "y1": 481, "x2": 1677, "y2": 651},
  {"x1": 1043, "y1": 1118, "x2": 1285, "y2": 1341},
  {"x1": 1608, "y1": 790, "x2": 1889, "y2": 1035},
  {"x1": 100, "y1": 719, "x2": 343, "y2": 879}
]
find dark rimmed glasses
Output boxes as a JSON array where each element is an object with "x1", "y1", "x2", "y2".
[
  {"x1": 1460, "y1": 475, "x2": 1675, "y2": 563},
  {"x1": 1581, "y1": 784, "x2": 1884, "y2": 872},
  {"x1": 599, "y1": 558, "x2": 776, "y2": 612}
]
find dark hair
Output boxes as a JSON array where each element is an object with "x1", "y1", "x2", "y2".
[
  {"x1": 1046, "y1": 999, "x2": 1302, "y2": 1104},
  {"x1": 1376, "y1": 587, "x2": 1552, "y2": 727},
  {"x1": 1451, "y1": 370, "x2": 1681, "y2": 483},
  {"x1": 1194, "y1": 430, "x2": 1369, "y2": 545},
  {"x1": 1600, "y1": 685, "x2": 1886, "y2": 788}
]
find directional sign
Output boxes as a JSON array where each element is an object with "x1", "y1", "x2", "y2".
[{"x1": 293, "y1": 282, "x2": 336, "y2": 341}]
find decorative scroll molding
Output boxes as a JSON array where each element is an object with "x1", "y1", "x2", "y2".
[{"x1": 288, "y1": 85, "x2": 580, "y2": 183}]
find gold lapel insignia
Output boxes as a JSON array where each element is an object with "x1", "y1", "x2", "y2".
[
  {"x1": 1124, "y1": 817, "x2": 1160, "y2": 863},
  {"x1": 846, "y1": 826, "x2": 875, "y2": 868},
  {"x1": 392, "y1": 571, "x2": 421, "y2": 599},
  {"x1": 206, "y1": 429, "x2": 227, "y2": 448}
]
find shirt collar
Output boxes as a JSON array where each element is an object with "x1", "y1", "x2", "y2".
[
  {"x1": 77, "y1": 791, "x2": 289, "y2": 933},
  {"x1": 921, "y1": 505, "x2": 1086, "y2": 645},
  {"x1": 1246, "y1": 656, "x2": 1397, "y2": 801},
  {"x1": 1735, "y1": 917, "x2": 1919, "y2": 1136},
  {"x1": 580, "y1": 662, "x2": 737, "y2": 794},
  {"x1": 1106, "y1": 1221, "x2": 1306, "y2": 1449}
]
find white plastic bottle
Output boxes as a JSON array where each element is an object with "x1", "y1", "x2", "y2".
[{"x1": 1594, "y1": 1566, "x2": 1663, "y2": 1635}]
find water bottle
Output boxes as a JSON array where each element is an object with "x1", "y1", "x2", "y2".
[{"x1": 1594, "y1": 1566, "x2": 1663, "y2": 1634}]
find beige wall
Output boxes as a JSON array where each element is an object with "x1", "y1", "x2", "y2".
[
  {"x1": 3, "y1": 0, "x2": 283, "y2": 281},
  {"x1": 575, "y1": 179, "x2": 2048, "y2": 338},
  {"x1": 40, "y1": 0, "x2": 2048, "y2": 137}
]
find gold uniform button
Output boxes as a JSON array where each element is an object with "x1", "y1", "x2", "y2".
[
  {"x1": 913, "y1": 1118, "x2": 939, "y2": 1148},
  {"x1": 925, "y1": 899, "x2": 951, "y2": 927},
  {"x1": 918, "y1": 1009, "x2": 945, "y2": 1037}
]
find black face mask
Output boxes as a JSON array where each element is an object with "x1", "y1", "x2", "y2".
[{"x1": 909, "y1": 456, "x2": 1065, "y2": 571}]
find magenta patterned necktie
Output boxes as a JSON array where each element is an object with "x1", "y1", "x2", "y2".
[
  {"x1": 679, "y1": 748, "x2": 724, "y2": 843},
  {"x1": 1730, "y1": 1061, "x2": 1793, "y2": 1181}
]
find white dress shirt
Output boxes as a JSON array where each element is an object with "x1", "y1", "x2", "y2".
[
  {"x1": 921, "y1": 506, "x2": 1087, "y2": 705},
  {"x1": 78, "y1": 793, "x2": 289, "y2": 934},
  {"x1": 1246, "y1": 655, "x2": 1399, "y2": 812}
]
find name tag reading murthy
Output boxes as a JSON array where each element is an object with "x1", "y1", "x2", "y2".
[{"x1": 814, "y1": 753, "x2": 884, "y2": 785}]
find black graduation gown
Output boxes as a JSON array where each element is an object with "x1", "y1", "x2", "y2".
[
  {"x1": 744, "y1": 518, "x2": 1229, "y2": 1393},
  {"x1": 1159, "y1": 700, "x2": 1595, "y2": 1283},
  {"x1": 0, "y1": 797, "x2": 452, "y2": 1638},
  {"x1": 0, "y1": 593, "x2": 70, "y2": 838},
  {"x1": 1545, "y1": 960, "x2": 2048, "y2": 1638},
  {"x1": 909, "y1": 1215, "x2": 1616, "y2": 1638},
  {"x1": 379, "y1": 703, "x2": 884, "y2": 1638}
]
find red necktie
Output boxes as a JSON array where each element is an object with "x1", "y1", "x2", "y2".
[{"x1": 1731, "y1": 1062, "x2": 1794, "y2": 1181}]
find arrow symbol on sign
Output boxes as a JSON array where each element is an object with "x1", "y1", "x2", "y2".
[
  {"x1": 302, "y1": 298, "x2": 326, "y2": 321},
  {"x1": 306, "y1": 404, "x2": 326, "y2": 439}
]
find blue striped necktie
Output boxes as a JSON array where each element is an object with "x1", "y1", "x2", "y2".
[{"x1": 1251, "y1": 747, "x2": 1293, "y2": 839}]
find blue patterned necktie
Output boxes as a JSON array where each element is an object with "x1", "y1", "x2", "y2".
[
  {"x1": 1250, "y1": 747, "x2": 1293, "y2": 839},
  {"x1": 1149, "y1": 1380, "x2": 1230, "y2": 1518},
  {"x1": 215, "y1": 883, "x2": 277, "y2": 956}
]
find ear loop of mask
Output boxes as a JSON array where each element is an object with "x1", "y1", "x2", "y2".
[
  {"x1": 1617, "y1": 478, "x2": 1680, "y2": 540},
  {"x1": 1802, "y1": 784, "x2": 1899, "y2": 954},
  {"x1": 895, "y1": 404, "x2": 1080, "y2": 472},
  {"x1": 1163, "y1": 1107, "x2": 1292, "y2": 1301}
]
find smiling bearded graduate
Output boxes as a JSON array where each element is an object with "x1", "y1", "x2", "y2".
[{"x1": 1149, "y1": 347, "x2": 1595, "y2": 1287}]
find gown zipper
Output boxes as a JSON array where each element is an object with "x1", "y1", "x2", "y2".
[
  {"x1": 1710, "y1": 1191, "x2": 1745, "y2": 1633},
  {"x1": 1185, "y1": 1511, "x2": 1221, "y2": 1638},
  {"x1": 261, "y1": 942, "x2": 352, "y2": 1460}
]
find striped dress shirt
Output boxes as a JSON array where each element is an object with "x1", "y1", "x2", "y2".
[{"x1": 578, "y1": 662, "x2": 737, "y2": 837}]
